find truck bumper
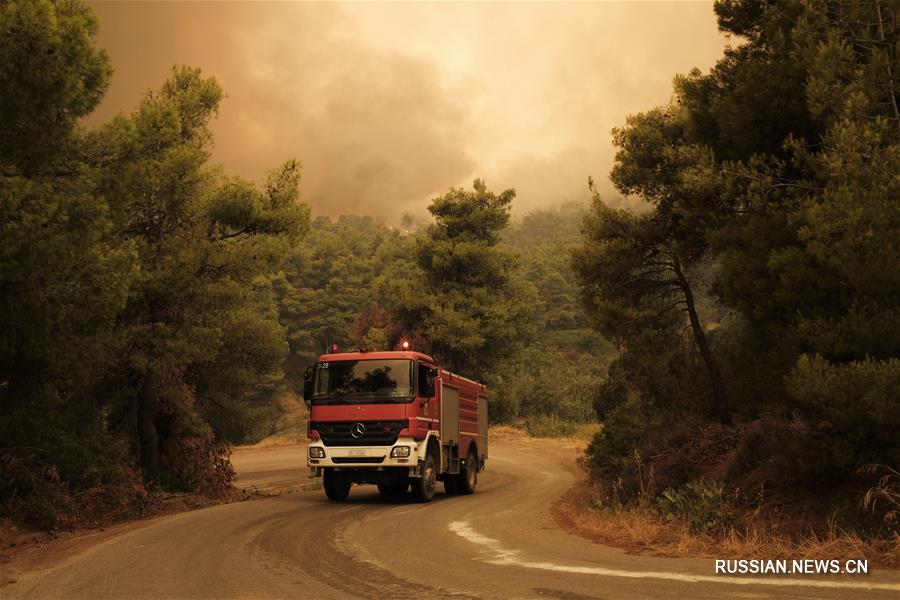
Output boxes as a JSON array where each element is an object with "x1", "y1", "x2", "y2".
[{"x1": 307, "y1": 438, "x2": 421, "y2": 477}]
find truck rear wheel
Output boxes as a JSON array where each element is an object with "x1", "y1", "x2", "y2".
[
  {"x1": 410, "y1": 454, "x2": 437, "y2": 502},
  {"x1": 323, "y1": 469, "x2": 351, "y2": 501},
  {"x1": 456, "y1": 452, "x2": 477, "y2": 495},
  {"x1": 443, "y1": 475, "x2": 459, "y2": 495}
]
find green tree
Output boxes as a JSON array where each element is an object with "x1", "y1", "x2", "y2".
[
  {"x1": 503, "y1": 202, "x2": 612, "y2": 353},
  {"x1": 489, "y1": 344, "x2": 607, "y2": 425},
  {"x1": 93, "y1": 67, "x2": 309, "y2": 488},
  {"x1": 576, "y1": 0, "x2": 900, "y2": 510},
  {"x1": 387, "y1": 179, "x2": 536, "y2": 378},
  {"x1": 685, "y1": 0, "x2": 900, "y2": 461},
  {"x1": 574, "y1": 108, "x2": 732, "y2": 422},
  {"x1": 0, "y1": 0, "x2": 113, "y2": 173},
  {"x1": 276, "y1": 215, "x2": 413, "y2": 385},
  {"x1": 0, "y1": 0, "x2": 135, "y2": 508}
]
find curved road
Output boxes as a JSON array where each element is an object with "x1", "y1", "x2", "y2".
[{"x1": 6, "y1": 438, "x2": 899, "y2": 599}]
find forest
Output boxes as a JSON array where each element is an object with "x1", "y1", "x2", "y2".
[{"x1": 1, "y1": 0, "x2": 898, "y2": 552}]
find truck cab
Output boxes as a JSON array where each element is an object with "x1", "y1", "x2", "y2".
[{"x1": 304, "y1": 350, "x2": 488, "y2": 502}]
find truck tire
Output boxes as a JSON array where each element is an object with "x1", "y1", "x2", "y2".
[
  {"x1": 377, "y1": 481, "x2": 408, "y2": 497},
  {"x1": 443, "y1": 475, "x2": 459, "y2": 495},
  {"x1": 456, "y1": 451, "x2": 478, "y2": 495},
  {"x1": 410, "y1": 454, "x2": 437, "y2": 502},
  {"x1": 323, "y1": 469, "x2": 351, "y2": 501}
]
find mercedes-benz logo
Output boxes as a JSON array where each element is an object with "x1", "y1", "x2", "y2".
[{"x1": 350, "y1": 422, "x2": 366, "y2": 439}]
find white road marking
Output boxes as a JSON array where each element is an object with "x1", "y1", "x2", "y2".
[{"x1": 448, "y1": 521, "x2": 900, "y2": 592}]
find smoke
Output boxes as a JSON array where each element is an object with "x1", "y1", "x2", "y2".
[{"x1": 88, "y1": 1, "x2": 725, "y2": 221}]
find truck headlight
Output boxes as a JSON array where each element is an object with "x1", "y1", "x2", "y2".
[
  {"x1": 390, "y1": 446, "x2": 411, "y2": 458},
  {"x1": 309, "y1": 447, "x2": 326, "y2": 459}
]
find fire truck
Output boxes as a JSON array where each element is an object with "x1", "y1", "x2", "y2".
[{"x1": 303, "y1": 347, "x2": 488, "y2": 502}]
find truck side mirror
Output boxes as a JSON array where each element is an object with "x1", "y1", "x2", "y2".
[
  {"x1": 303, "y1": 366, "x2": 314, "y2": 409},
  {"x1": 418, "y1": 364, "x2": 437, "y2": 403}
]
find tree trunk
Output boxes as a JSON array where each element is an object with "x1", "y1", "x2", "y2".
[
  {"x1": 137, "y1": 366, "x2": 160, "y2": 485},
  {"x1": 672, "y1": 257, "x2": 731, "y2": 425}
]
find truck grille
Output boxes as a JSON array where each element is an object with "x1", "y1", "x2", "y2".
[{"x1": 311, "y1": 420, "x2": 407, "y2": 447}]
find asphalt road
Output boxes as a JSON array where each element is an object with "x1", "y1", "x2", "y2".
[{"x1": 6, "y1": 439, "x2": 899, "y2": 599}]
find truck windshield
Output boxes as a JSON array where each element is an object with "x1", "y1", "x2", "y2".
[{"x1": 312, "y1": 359, "x2": 414, "y2": 404}]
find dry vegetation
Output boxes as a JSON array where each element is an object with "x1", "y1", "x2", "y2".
[
  {"x1": 490, "y1": 421, "x2": 601, "y2": 443},
  {"x1": 498, "y1": 423, "x2": 899, "y2": 569},
  {"x1": 553, "y1": 474, "x2": 900, "y2": 570}
]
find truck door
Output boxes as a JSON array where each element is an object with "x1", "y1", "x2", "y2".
[{"x1": 418, "y1": 362, "x2": 436, "y2": 420}]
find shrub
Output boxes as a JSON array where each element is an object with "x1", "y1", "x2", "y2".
[
  {"x1": 0, "y1": 451, "x2": 149, "y2": 529},
  {"x1": 488, "y1": 345, "x2": 603, "y2": 424},
  {"x1": 586, "y1": 395, "x2": 647, "y2": 475},
  {"x1": 522, "y1": 414, "x2": 580, "y2": 438},
  {"x1": 657, "y1": 478, "x2": 734, "y2": 533},
  {"x1": 0, "y1": 451, "x2": 68, "y2": 529},
  {"x1": 159, "y1": 433, "x2": 234, "y2": 497},
  {"x1": 787, "y1": 355, "x2": 900, "y2": 466}
]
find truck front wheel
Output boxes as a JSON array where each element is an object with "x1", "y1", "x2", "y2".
[
  {"x1": 323, "y1": 469, "x2": 351, "y2": 501},
  {"x1": 411, "y1": 454, "x2": 437, "y2": 502}
]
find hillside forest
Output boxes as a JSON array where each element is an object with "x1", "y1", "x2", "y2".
[{"x1": 1, "y1": 0, "x2": 898, "y2": 546}]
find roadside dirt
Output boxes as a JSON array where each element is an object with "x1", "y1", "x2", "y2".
[{"x1": 1, "y1": 515, "x2": 168, "y2": 587}]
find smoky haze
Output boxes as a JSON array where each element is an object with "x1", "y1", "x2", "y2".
[{"x1": 87, "y1": 1, "x2": 726, "y2": 221}]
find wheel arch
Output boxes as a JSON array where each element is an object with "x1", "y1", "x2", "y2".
[
  {"x1": 415, "y1": 431, "x2": 442, "y2": 469},
  {"x1": 426, "y1": 434, "x2": 441, "y2": 463}
]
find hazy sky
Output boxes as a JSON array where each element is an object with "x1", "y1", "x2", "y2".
[{"x1": 88, "y1": 1, "x2": 728, "y2": 221}]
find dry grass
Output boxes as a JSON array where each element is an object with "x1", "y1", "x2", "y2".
[
  {"x1": 549, "y1": 421, "x2": 601, "y2": 442},
  {"x1": 553, "y1": 480, "x2": 900, "y2": 569},
  {"x1": 490, "y1": 422, "x2": 600, "y2": 442},
  {"x1": 488, "y1": 424, "x2": 531, "y2": 440}
]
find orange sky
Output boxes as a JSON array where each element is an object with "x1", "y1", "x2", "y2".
[{"x1": 88, "y1": 1, "x2": 728, "y2": 221}]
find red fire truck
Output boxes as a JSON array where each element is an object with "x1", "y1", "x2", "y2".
[{"x1": 303, "y1": 348, "x2": 488, "y2": 502}]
